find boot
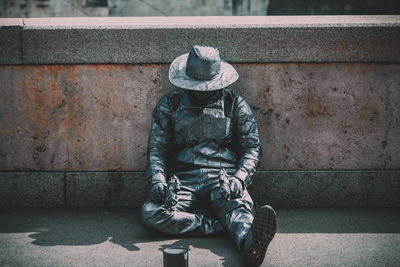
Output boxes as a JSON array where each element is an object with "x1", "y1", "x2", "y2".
[{"x1": 242, "y1": 205, "x2": 277, "y2": 267}]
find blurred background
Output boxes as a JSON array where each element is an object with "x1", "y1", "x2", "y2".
[{"x1": 1, "y1": 0, "x2": 400, "y2": 17}]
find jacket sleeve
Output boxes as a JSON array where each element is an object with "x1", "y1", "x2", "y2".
[
  {"x1": 232, "y1": 96, "x2": 262, "y2": 187},
  {"x1": 146, "y1": 95, "x2": 173, "y2": 185}
]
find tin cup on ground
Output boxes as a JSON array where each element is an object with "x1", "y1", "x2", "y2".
[{"x1": 163, "y1": 247, "x2": 188, "y2": 267}]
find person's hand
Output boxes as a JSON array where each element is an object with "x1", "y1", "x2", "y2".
[
  {"x1": 149, "y1": 182, "x2": 167, "y2": 203},
  {"x1": 229, "y1": 177, "x2": 244, "y2": 199}
]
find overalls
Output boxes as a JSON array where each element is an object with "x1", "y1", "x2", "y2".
[{"x1": 141, "y1": 88, "x2": 261, "y2": 250}]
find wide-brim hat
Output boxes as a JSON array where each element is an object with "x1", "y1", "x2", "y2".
[{"x1": 168, "y1": 46, "x2": 239, "y2": 91}]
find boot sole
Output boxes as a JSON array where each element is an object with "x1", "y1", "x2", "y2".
[{"x1": 243, "y1": 205, "x2": 277, "y2": 267}]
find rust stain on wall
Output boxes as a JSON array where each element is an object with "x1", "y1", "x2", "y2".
[
  {"x1": 20, "y1": 66, "x2": 68, "y2": 157},
  {"x1": 360, "y1": 102, "x2": 381, "y2": 124},
  {"x1": 20, "y1": 65, "x2": 92, "y2": 139},
  {"x1": 21, "y1": 66, "x2": 65, "y2": 129},
  {"x1": 19, "y1": 65, "x2": 95, "y2": 167},
  {"x1": 303, "y1": 90, "x2": 332, "y2": 118},
  {"x1": 260, "y1": 86, "x2": 273, "y2": 110}
]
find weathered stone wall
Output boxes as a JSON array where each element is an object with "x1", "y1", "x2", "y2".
[
  {"x1": 1, "y1": 16, "x2": 399, "y2": 207},
  {"x1": 2, "y1": 16, "x2": 400, "y2": 65},
  {"x1": 1, "y1": 63, "x2": 399, "y2": 171},
  {"x1": 1, "y1": 171, "x2": 399, "y2": 208}
]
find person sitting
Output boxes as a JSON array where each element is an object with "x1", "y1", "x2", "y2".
[{"x1": 141, "y1": 45, "x2": 277, "y2": 267}]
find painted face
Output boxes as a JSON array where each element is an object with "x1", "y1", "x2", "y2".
[{"x1": 189, "y1": 90, "x2": 218, "y2": 103}]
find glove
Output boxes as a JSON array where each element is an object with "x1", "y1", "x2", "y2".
[
  {"x1": 229, "y1": 176, "x2": 244, "y2": 199},
  {"x1": 149, "y1": 182, "x2": 167, "y2": 203}
]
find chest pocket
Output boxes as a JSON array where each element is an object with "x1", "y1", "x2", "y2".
[{"x1": 174, "y1": 114, "x2": 232, "y2": 144}]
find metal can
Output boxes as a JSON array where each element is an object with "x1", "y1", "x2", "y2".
[{"x1": 163, "y1": 247, "x2": 188, "y2": 267}]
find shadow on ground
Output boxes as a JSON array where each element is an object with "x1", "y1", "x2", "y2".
[
  {"x1": 0, "y1": 208, "x2": 399, "y2": 266},
  {"x1": 1, "y1": 208, "x2": 169, "y2": 250},
  {"x1": 0, "y1": 208, "x2": 241, "y2": 266}
]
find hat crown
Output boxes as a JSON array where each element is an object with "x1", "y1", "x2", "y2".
[{"x1": 185, "y1": 46, "x2": 221, "y2": 80}]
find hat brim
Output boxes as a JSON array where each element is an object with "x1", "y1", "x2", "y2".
[{"x1": 168, "y1": 53, "x2": 239, "y2": 91}]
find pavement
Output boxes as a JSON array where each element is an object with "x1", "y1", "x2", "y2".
[{"x1": 0, "y1": 208, "x2": 399, "y2": 267}]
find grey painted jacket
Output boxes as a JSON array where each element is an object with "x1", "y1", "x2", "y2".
[{"x1": 146, "y1": 88, "x2": 262, "y2": 187}]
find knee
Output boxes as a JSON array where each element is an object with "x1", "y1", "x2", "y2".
[
  {"x1": 140, "y1": 201, "x2": 171, "y2": 231},
  {"x1": 140, "y1": 201, "x2": 158, "y2": 226},
  {"x1": 226, "y1": 190, "x2": 254, "y2": 213}
]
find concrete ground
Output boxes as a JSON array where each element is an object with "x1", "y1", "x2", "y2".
[{"x1": 0, "y1": 208, "x2": 399, "y2": 267}]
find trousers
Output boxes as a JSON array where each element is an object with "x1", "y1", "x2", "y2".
[{"x1": 140, "y1": 168, "x2": 254, "y2": 250}]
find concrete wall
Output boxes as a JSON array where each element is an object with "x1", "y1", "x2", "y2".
[
  {"x1": 1, "y1": 63, "x2": 399, "y2": 171},
  {"x1": 2, "y1": 16, "x2": 400, "y2": 64},
  {"x1": 1, "y1": 16, "x2": 399, "y2": 207},
  {"x1": 1, "y1": 171, "x2": 399, "y2": 208}
]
